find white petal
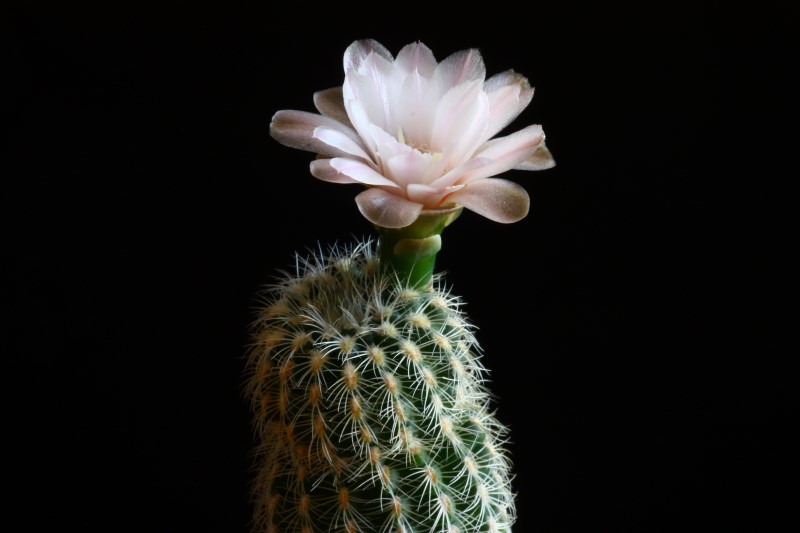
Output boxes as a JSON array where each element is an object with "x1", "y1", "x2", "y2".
[
  {"x1": 310, "y1": 158, "x2": 362, "y2": 184},
  {"x1": 396, "y1": 69, "x2": 436, "y2": 146},
  {"x1": 329, "y1": 158, "x2": 399, "y2": 188},
  {"x1": 446, "y1": 178, "x2": 530, "y2": 223},
  {"x1": 429, "y1": 157, "x2": 490, "y2": 189},
  {"x1": 344, "y1": 39, "x2": 393, "y2": 72},
  {"x1": 484, "y1": 70, "x2": 535, "y2": 138},
  {"x1": 355, "y1": 188, "x2": 423, "y2": 228},
  {"x1": 431, "y1": 80, "x2": 490, "y2": 167},
  {"x1": 384, "y1": 149, "x2": 446, "y2": 189},
  {"x1": 395, "y1": 41, "x2": 437, "y2": 77},
  {"x1": 313, "y1": 86, "x2": 353, "y2": 127},
  {"x1": 344, "y1": 53, "x2": 397, "y2": 133},
  {"x1": 312, "y1": 126, "x2": 371, "y2": 160},
  {"x1": 514, "y1": 141, "x2": 556, "y2": 170},
  {"x1": 433, "y1": 48, "x2": 486, "y2": 94},
  {"x1": 460, "y1": 125, "x2": 545, "y2": 183},
  {"x1": 406, "y1": 183, "x2": 465, "y2": 207},
  {"x1": 270, "y1": 110, "x2": 360, "y2": 157}
]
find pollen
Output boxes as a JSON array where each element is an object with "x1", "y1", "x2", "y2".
[
  {"x1": 400, "y1": 340, "x2": 422, "y2": 363},
  {"x1": 407, "y1": 312, "x2": 431, "y2": 329},
  {"x1": 342, "y1": 362, "x2": 358, "y2": 390},
  {"x1": 367, "y1": 345, "x2": 385, "y2": 366}
]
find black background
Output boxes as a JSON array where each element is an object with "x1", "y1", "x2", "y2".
[{"x1": 4, "y1": 2, "x2": 796, "y2": 532}]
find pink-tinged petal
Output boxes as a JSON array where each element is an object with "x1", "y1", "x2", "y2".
[
  {"x1": 384, "y1": 149, "x2": 447, "y2": 188},
  {"x1": 484, "y1": 70, "x2": 535, "y2": 138},
  {"x1": 514, "y1": 141, "x2": 556, "y2": 170},
  {"x1": 342, "y1": 99, "x2": 377, "y2": 154},
  {"x1": 459, "y1": 124, "x2": 545, "y2": 183},
  {"x1": 396, "y1": 69, "x2": 437, "y2": 146},
  {"x1": 310, "y1": 158, "x2": 362, "y2": 184},
  {"x1": 344, "y1": 53, "x2": 397, "y2": 133},
  {"x1": 313, "y1": 86, "x2": 352, "y2": 127},
  {"x1": 394, "y1": 41, "x2": 437, "y2": 77},
  {"x1": 312, "y1": 126, "x2": 371, "y2": 160},
  {"x1": 355, "y1": 188, "x2": 423, "y2": 228},
  {"x1": 330, "y1": 158, "x2": 399, "y2": 188},
  {"x1": 429, "y1": 157, "x2": 490, "y2": 189},
  {"x1": 406, "y1": 183, "x2": 465, "y2": 207},
  {"x1": 344, "y1": 39, "x2": 393, "y2": 73},
  {"x1": 431, "y1": 80, "x2": 490, "y2": 167},
  {"x1": 433, "y1": 48, "x2": 486, "y2": 94},
  {"x1": 270, "y1": 110, "x2": 360, "y2": 157},
  {"x1": 446, "y1": 178, "x2": 530, "y2": 223}
]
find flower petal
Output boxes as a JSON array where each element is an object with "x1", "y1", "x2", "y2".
[
  {"x1": 514, "y1": 141, "x2": 556, "y2": 170},
  {"x1": 431, "y1": 79, "x2": 490, "y2": 168},
  {"x1": 406, "y1": 183, "x2": 464, "y2": 207},
  {"x1": 310, "y1": 158, "x2": 363, "y2": 184},
  {"x1": 484, "y1": 70, "x2": 535, "y2": 138},
  {"x1": 355, "y1": 188, "x2": 423, "y2": 228},
  {"x1": 344, "y1": 39, "x2": 394, "y2": 73},
  {"x1": 394, "y1": 41, "x2": 437, "y2": 77},
  {"x1": 270, "y1": 110, "x2": 360, "y2": 158},
  {"x1": 446, "y1": 178, "x2": 530, "y2": 223},
  {"x1": 433, "y1": 48, "x2": 486, "y2": 94},
  {"x1": 459, "y1": 124, "x2": 545, "y2": 183},
  {"x1": 312, "y1": 126, "x2": 371, "y2": 160},
  {"x1": 329, "y1": 158, "x2": 400, "y2": 188},
  {"x1": 313, "y1": 86, "x2": 352, "y2": 128}
]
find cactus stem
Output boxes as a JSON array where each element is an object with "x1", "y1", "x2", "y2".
[{"x1": 376, "y1": 205, "x2": 463, "y2": 289}]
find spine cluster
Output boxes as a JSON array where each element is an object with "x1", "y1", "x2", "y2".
[{"x1": 245, "y1": 239, "x2": 515, "y2": 533}]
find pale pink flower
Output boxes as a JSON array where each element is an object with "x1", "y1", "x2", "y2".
[{"x1": 270, "y1": 39, "x2": 555, "y2": 228}]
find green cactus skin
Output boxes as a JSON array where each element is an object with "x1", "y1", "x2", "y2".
[{"x1": 245, "y1": 239, "x2": 515, "y2": 533}]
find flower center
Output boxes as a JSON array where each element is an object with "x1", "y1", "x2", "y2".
[{"x1": 397, "y1": 127, "x2": 442, "y2": 161}]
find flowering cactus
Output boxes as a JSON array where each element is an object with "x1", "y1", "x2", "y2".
[{"x1": 246, "y1": 39, "x2": 554, "y2": 532}]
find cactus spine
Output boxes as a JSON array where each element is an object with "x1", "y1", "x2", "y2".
[{"x1": 245, "y1": 210, "x2": 516, "y2": 532}]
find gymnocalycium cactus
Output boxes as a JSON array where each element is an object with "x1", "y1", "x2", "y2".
[{"x1": 245, "y1": 39, "x2": 555, "y2": 533}]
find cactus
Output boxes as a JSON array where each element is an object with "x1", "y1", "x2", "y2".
[{"x1": 246, "y1": 38, "x2": 554, "y2": 532}]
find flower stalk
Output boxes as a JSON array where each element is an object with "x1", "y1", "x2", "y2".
[{"x1": 376, "y1": 204, "x2": 462, "y2": 288}]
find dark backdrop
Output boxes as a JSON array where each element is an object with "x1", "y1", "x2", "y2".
[{"x1": 4, "y1": 2, "x2": 796, "y2": 532}]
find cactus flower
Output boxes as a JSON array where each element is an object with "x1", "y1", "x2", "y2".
[{"x1": 270, "y1": 39, "x2": 555, "y2": 228}]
